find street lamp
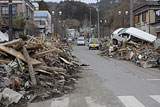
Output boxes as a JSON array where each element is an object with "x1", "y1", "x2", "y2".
[
  {"x1": 118, "y1": 11, "x2": 122, "y2": 15},
  {"x1": 52, "y1": 11, "x2": 55, "y2": 15},
  {"x1": 100, "y1": 19, "x2": 107, "y2": 37},
  {"x1": 125, "y1": 11, "x2": 129, "y2": 16},
  {"x1": 118, "y1": 10, "x2": 129, "y2": 27},
  {"x1": 52, "y1": 11, "x2": 62, "y2": 37},
  {"x1": 104, "y1": 19, "x2": 107, "y2": 23},
  {"x1": 59, "y1": 11, "x2": 62, "y2": 16},
  {"x1": 100, "y1": 20, "x2": 103, "y2": 24}
]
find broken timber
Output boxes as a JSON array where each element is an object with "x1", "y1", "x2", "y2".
[
  {"x1": 23, "y1": 46, "x2": 37, "y2": 87},
  {"x1": 0, "y1": 45, "x2": 41, "y2": 65}
]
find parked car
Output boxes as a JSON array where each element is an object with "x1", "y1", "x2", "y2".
[
  {"x1": 89, "y1": 38, "x2": 100, "y2": 50},
  {"x1": 77, "y1": 36, "x2": 85, "y2": 46},
  {"x1": 111, "y1": 27, "x2": 157, "y2": 45}
]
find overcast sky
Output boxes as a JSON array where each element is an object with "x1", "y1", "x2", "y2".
[{"x1": 44, "y1": 0, "x2": 97, "y2": 4}]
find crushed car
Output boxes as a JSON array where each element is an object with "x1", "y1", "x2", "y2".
[{"x1": 111, "y1": 27, "x2": 157, "y2": 45}]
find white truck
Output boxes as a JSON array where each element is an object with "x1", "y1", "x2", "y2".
[{"x1": 111, "y1": 27, "x2": 157, "y2": 45}]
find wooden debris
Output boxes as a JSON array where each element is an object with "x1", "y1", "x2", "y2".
[
  {"x1": 59, "y1": 57, "x2": 73, "y2": 65},
  {"x1": 35, "y1": 66, "x2": 67, "y2": 73},
  {"x1": 101, "y1": 40, "x2": 160, "y2": 68},
  {"x1": 0, "y1": 60, "x2": 11, "y2": 64},
  {"x1": 0, "y1": 51, "x2": 8, "y2": 56},
  {"x1": 32, "y1": 48, "x2": 60, "y2": 58},
  {"x1": 23, "y1": 46, "x2": 37, "y2": 87},
  {"x1": 0, "y1": 39, "x2": 22, "y2": 46},
  {"x1": 26, "y1": 44, "x2": 43, "y2": 50},
  {"x1": 0, "y1": 45, "x2": 41, "y2": 65},
  {"x1": 0, "y1": 37, "x2": 79, "y2": 106}
]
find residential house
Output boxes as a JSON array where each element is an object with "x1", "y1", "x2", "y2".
[
  {"x1": 0, "y1": 0, "x2": 35, "y2": 38},
  {"x1": 33, "y1": 2, "x2": 52, "y2": 36},
  {"x1": 134, "y1": 2, "x2": 160, "y2": 38}
]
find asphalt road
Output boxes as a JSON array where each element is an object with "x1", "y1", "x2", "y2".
[
  {"x1": 73, "y1": 46, "x2": 160, "y2": 107},
  {"x1": 29, "y1": 46, "x2": 160, "y2": 107}
]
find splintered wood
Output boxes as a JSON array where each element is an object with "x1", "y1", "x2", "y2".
[{"x1": 23, "y1": 46, "x2": 37, "y2": 87}]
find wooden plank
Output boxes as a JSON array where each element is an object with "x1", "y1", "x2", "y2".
[
  {"x1": 0, "y1": 45, "x2": 41, "y2": 65},
  {"x1": 26, "y1": 44, "x2": 43, "y2": 50},
  {"x1": 0, "y1": 60, "x2": 11, "y2": 64},
  {"x1": 23, "y1": 46, "x2": 37, "y2": 87},
  {"x1": 38, "y1": 58, "x2": 48, "y2": 66},
  {"x1": 32, "y1": 48, "x2": 63, "y2": 58},
  {"x1": 59, "y1": 57, "x2": 73, "y2": 65},
  {"x1": 36, "y1": 66, "x2": 67, "y2": 73},
  {"x1": 0, "y1": 39, "x2": 22, "y2": 46},
  {"x1": 0, "y1": 51, "x2": 8, "y2": 56}
]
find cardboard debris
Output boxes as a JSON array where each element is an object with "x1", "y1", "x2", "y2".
[{"x1": 0, "y1": 36, "x2": 80, "y2": 106}]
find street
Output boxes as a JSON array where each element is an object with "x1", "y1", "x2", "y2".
[
  {"x1": 29, "y1": 46, "x2": 160, "y2": 107},
  {"x1": 1, "y1": 0, "x2": 160, "y2": 107}
]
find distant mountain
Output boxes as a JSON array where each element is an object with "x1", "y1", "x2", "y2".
[
  {"x1": 99, "y1": 0, "x2": 120, "y2": 17},
  {"x1": 47, "y1": 2, "x2": 58, "y2": 12}
]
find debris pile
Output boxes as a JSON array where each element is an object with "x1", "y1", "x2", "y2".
[
  {"x1": 100, "y1": 40, "x2": 160, "y2": 68},
  {"x1": 0, "y1": 36, "x2": 79, "y2": 106}
]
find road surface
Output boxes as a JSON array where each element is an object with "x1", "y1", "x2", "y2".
[{"x1": 29, "y1": 46, "x2": 160, "y2": 107}]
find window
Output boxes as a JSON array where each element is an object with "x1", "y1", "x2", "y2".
[
  {"x1": 1, "y1": 6, "x2": 16, "y2": 15},
  {"x1": 142, "y1": 12, "x2": 146, "y2": 22},
  {"x1": 135, "y1": 15, "x2": 139, "y2": 24},
  {"x1": 121, "y1": 33, "x2": 129, "y2": 38},
  {"x1": 1, "y1": 6, "x2": 8, "y2": 15},
  {"x1": 130, "y1": 35, "x2": 142, "y2": 43},
  {"x1": 26, "y1": 6, "x2": 30, "y2": 18},
  {"x1": 40, "y1": 20, "x2": 46, "y2": 25},
  {"x1": 34, "y1": 20, "x2": 39, "y2": 26},
  {"x1": 156, "y1": 10, "x2": 160, "y2": 16},
  {"x1": 12, "y1": 6, "x2": 16, "y2": 14}
]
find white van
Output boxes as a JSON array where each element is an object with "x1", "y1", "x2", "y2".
[
  {"x1": 111, "y1": 27, "x2": 157, "y2": 45},
  {"x1": 77, "y1": 36, "x2": 85, "y2": 46}
]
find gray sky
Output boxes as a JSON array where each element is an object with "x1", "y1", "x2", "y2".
[{"x1": 44, "y1": 0, "x2": 97, "y2": 4}]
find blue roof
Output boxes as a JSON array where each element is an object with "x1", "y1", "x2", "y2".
[{"x1": 34, "y1": 13, "x2": 48, "y2": 17}]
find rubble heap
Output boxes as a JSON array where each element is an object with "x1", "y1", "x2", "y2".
[
  {"x1": 100, "y1": 40, "x2": 160, "y2": 68},
  {"x1": 0, "y1": 36, "x2": 79, "y2": 107}
]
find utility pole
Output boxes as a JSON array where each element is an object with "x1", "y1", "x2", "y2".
[
  {"x1": 130, "y1": 0, "x2": 133, "y2": 27},
  {"x1": 97, "y1": 0, "x2": 100, "y2": 38},
  {"x1": 90, "y1": 8, "x2": 92, "y2": 38},
  {"x1": 9, "y1": 0, "x2": 13, "y2": 41}
]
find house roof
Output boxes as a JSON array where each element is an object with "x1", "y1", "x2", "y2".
[
  {"x1": 133, "y1": 2, "x2": 160, "y2": 15},
  {"x1": 0, "y1": 0, "x2": 35, "y2": 10}
]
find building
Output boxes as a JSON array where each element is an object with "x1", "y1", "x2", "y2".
[
  {"x1": 0, "y1": 0, "x2": 35, "y2": 37},
  {"x1": 134, "y1": 2, "x2": 160, "y2": 37},
  {"x1": 33, "y1": 2, "x2": 52, "y2": 36}
]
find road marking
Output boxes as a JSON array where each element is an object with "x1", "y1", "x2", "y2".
[
  {"x1": 85, "y1": 96, "x2": 106, "y2": 107},
  {"x1": 150, "y1": 95, "x2": 160, "y2": 103},
  {"x1": 147, "y1": 79, "x2": 160, "y2": 81},
  {"x1": 51, "y1": 97, "x2": 69, "y2": 107},
  {"x1": 118, "y1": 96, "x2": 145, "y2": 107}
]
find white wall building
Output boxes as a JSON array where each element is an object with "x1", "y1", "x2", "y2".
[{"x1": 33, "y1": 3, "x2": 52, "y2": 36}]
